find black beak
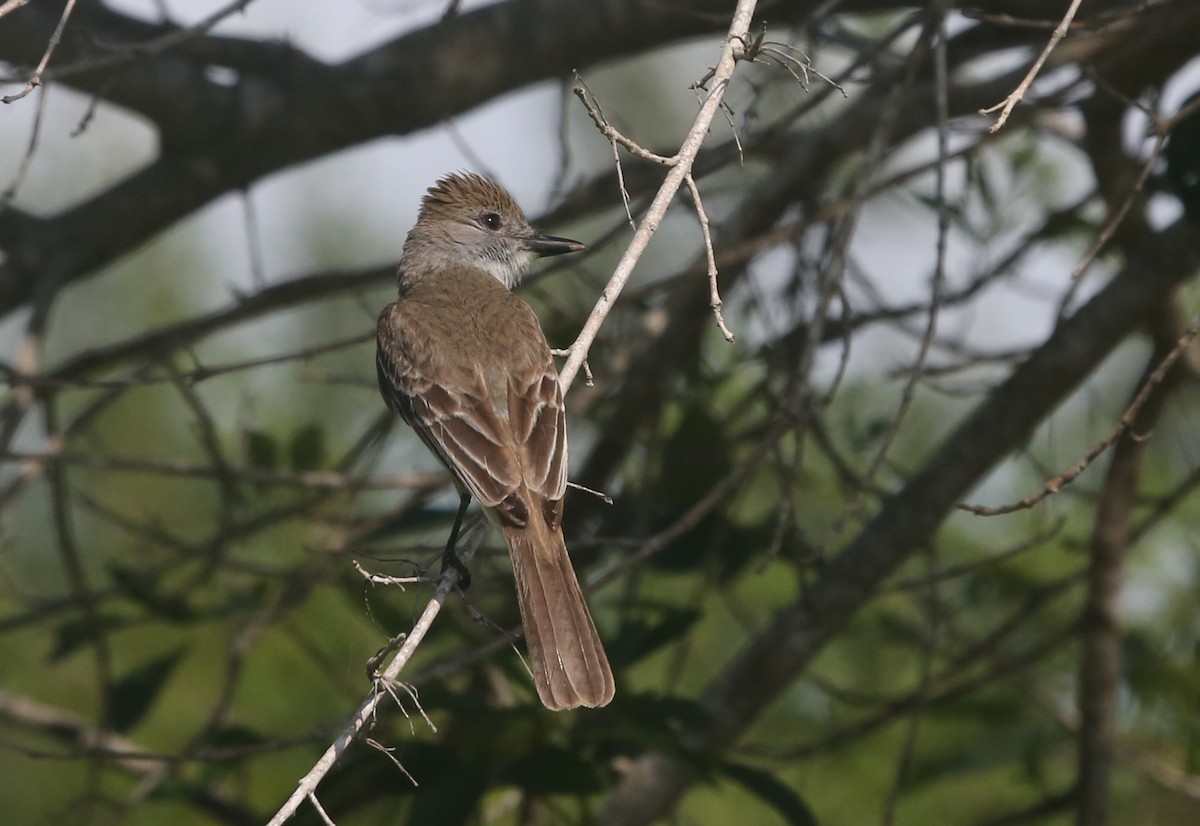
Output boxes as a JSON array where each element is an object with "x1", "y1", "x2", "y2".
[{"x1": 523, "y1": 232, "x2": 586, "y2": 257}]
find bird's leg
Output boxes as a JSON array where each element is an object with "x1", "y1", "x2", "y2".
[{"x1": 441, "y1": 492, "x2": 472, "y2": 589}]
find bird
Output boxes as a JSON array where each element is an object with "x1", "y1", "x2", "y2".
[{"x1": 375, "y1": 172, "x2": 615, "y2": 710}]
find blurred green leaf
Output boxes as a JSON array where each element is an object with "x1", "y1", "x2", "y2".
[
  {"x1": 105, "y1": 648, "x2": 186, "y2": 732},
  {"x1": 108, "y1": 563, "x2": 194, "y2": 621},
  {"x1": 244, "y1": 428, "x2": 278, "y2": 471},
  {"x1": 289, "y1": 423, "x2": 326, "y2": 472},
  {"x1": 204, "y1": 723, "x2": 267, "y2": 748},
  {"x1": 719, "y1": 761, "x2": 819, "y2": 826},
  {"x1": 608, "y1": 606, "x2": 701, "y2": 668},
  {"x1": 400, "y1": 744, "x2": 488, "y2": 826},
  {"x1": 49, "y1": 615, "x2": 125, "y2": 662},
  {"x1": 496, "y1": 745, "x2": 605, "y2": 794},
  {"x1": 605, "y1": 693, "x2": 713, "y2": 762},
  {"x1": 358, "y1": 502, "x2": 455, "y2": 543}
]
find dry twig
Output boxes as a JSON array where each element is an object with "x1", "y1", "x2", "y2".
[
  {"x1": 979, "y1": 0, "x2": 1084, "y2": 132},
  {"x1": 560, "y1": 0, "x2": 760, "y2": 387},
  {"x1": 960, "y1": 316, "x2": 1200, "y2": 516},
  {"x1": 1, "y1": 0, "x2": 76, "y2": 104}
]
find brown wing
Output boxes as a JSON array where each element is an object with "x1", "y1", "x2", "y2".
[
  {"x1": 506, "y1": 361, "x2": 568, "y2": 528},
  {"x1": 376, "y1": 303, "x2": 527, "y2": 520}
]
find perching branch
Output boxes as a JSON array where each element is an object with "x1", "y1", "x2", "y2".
[{"x1": 558, "y1": 0, "x2": 759, "y2": 391}]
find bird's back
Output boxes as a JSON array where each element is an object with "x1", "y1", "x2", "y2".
[{"x1": 390, "y1": 266, "x2": 551, "y2": 392}]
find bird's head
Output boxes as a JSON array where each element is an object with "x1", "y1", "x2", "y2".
[{"x1": 400, "y1": 172, "x2": 584, "y2": 288}]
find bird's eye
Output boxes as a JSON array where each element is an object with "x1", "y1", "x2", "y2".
[{"x1": 481, "y1": 212, "x2": 502, "y2": 230}]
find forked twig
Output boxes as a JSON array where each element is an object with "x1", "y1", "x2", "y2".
[
  {"x1": 561, "y1": 0, "x2": 760, "y2": 388},
  {"x1": 959, "y1": 317, "x2": 1200, "y2": 516},
  {"x1": 1, "y1": 0, "x2": 76, "y2": 104},
  {"x1": 979, "y1": 0, "x2": 1084, "y2": 132}
]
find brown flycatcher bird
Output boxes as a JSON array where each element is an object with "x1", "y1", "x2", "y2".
[{"x1": 375, "y1": 172, "x2": 615, "y2": 710}]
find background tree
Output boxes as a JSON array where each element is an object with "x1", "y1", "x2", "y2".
[{"x1": 2, "y1": 1, "x2": 1200, "y2": 824}]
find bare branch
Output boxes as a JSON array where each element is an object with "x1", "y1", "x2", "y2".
[
  {"x1": 959, "y1": 316, "x2": 1200, "y2": 516},
  {"x1": 979, "y1": 0, "x2": 1084, "y2": 132},
  {"x1": 0, "y1": 0, "x2": 75, "y2": 104},
  {"x1": 558, "y1": 0, "x2": 758, "y2": 392}
]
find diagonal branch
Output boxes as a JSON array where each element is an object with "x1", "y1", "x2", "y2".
[
  {"x1": 0, "y1": 0, "x2": 832, "y2": 320},
  {"x1": 558, "y1": 0, "x2": 758, "y2": 390},
  {"x1": 598, "y1": 217, "x2": 1200, "y2": 825},
  {"x1": 264, "y1": 3, "x2": 762, "y2": 821}
]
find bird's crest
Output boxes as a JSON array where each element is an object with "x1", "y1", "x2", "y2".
[{"x1": 419, "y1": 172, "x2": 524, "y2": 223}]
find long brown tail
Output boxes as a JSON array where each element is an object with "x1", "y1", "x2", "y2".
[{"x1": 502, "y1": 519, "x2": 614, "y2": 710}]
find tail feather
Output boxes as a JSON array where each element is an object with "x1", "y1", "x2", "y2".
[{"x1": 502, "y1": 522, "x2": 614, "y2": 710}]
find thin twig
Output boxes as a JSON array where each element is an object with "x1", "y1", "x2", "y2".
[
  {"x1": 572, "y1": 75, "x2": 667, "y2": 227},
  {"x1": 1, "y1": 0, "x2": 76, "y2": 104},
  {"x1": 959, "y1": 316, "x2": 1200, "y2": 516},
  {"x1": 961, "y1": 0, "x2": 1171, "y2": 32},
  {"x1": 308, "y1": 793, "x2": 335, "y2": 826},
  {"x1": 979, "y1": 0, "x2": 1083, "y2": 132},
  {"x1": 0, "y1": 79, "x2": 50, "y2": 216},
  {"x1": 684, "y1": 173, "x2": 735, "y2": 341},
  {"x1": 0, "y1": 0, "x2": 33, "y2": 22},
  {"x1": 0, "y1": 449, "x2": 444, "y2": 491},
  {"x1": 558, "y1": 0, "x2": 757, "y2": 391},
  {"x1": 11, "y1": 0, "x2": 257, "y2": 84},
  {"x1": 241, "y1": 189, "x2": 267, "y2": 289},
  {"x1": 1059, "y1": 91, "x2": 1200, "y2": 321},
  {"x1": 264, "y1": 531, "x2": 479, "y2": 826},
  {"x1": 844, "y1": 13, "x2": 951, "y2": 523}
]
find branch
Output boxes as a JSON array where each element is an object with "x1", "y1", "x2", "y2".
[
  {"x1": 0, "y1": 0, "x2": 75, "y2": 104},
  {"x1": 265, "y1": 538, "x2": 471, "y2": 826},
  {"x1": 0, "y1": 0, "x2": 822, "y2": 319},
  {"x1": 599, "y1": 218, "x2": 1200, "y2": 825},
  {"x1": 558, "y1": 0, "x2": 758, "y2": 390},
  {"x1": 1076, "y1": 305, "x2": 1191, "y2": 824},
  {"x1": 979, "y1": 0, "x2": 1084, "y2": 132},
  {"x1": 958, "y1": 316, "x2": 1199, "y2": 516},
  {"x1": 267, "y1": 4, "x2": 763, "y2": 820}
]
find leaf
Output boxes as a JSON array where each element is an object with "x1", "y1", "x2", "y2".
[
  {"x1": 404, "y1": 752, "x2": 488, "y2": 826},
  {"x1": 109, "y1": 563, "x2": 193, "y2": 621},
  {"x1": 49, "y1": 615, "x2": 125, "y2": 662},
  {"x1": 607, "y1": 693, "x2": 713, "y2": 762},
  {"x1": 244, "y1": 429, "x2": 277, "y2": 471},
  {"x1": 289, "y1": 423, "x2": 325, "y2": 472},
  {"x1": 495, "y1": 745, "x2": 604, "y2": 795},
  {"x1": 204, "y1": 724, "x2": 266, "y2": 749},
  {"x1": 358, "y1": 502, "x2": 457, "y2": 543},
  {"x1": 719, "y1": 761, "x2": 819, "y2": 826},
  {"x1": 105, "y1": 648, "x2": 186, "y2": 733},
  {"x1": 607, "y1": 606, "x2": 701, "y2": 668}
]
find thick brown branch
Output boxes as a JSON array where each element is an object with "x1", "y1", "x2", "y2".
[{"x1": 0, "y1": 0, "x2": 843, "y2": 319}]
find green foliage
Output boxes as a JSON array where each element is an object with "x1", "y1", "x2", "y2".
[
  {"x1": 106, "y1": 649, "x2": 187, "y2": 733},
  {"x1": 245, "y1": 428, "x2": 279, "y2": 471},
  {"x1": 719, "y1": 762, "x2": 819, "y2": 826},
  {"x1": 288, "y1": 424, "x2": 327, "y2": 473}
]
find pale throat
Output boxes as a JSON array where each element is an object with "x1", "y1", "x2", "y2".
[
  {"x1": 478, "y1": 245, "x2": 535, "y2": 289},
  {"x1": 404, "y1": 223, "x2": 535, "y2": 290}
]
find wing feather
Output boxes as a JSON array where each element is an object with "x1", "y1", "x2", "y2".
[
  {"x1": 376, "y1": 316, "x2": 523, "y2": 513},
  {"x1": 508, "y1": 367, "x2": 568, "y2": 503},
  {"x1": 377, "y1": 290, "x2": 568, "y2": 528}
]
